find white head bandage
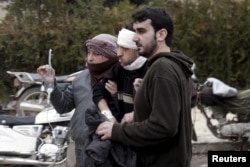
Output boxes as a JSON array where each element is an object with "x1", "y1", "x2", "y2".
[{"x1": 117, "y1": 28, "x2": 137, "y2": 50}]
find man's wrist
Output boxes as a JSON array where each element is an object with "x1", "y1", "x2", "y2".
[{"x1": 101, "y1": 109, "x2": 114, "y2": 119}]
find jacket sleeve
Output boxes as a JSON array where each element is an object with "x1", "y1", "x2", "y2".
[
  {"x1": 92, "y1": 78, "x2": 110, "y2": 105},
  {"x1": 92, "y1": 64, "x2": 118, "y2": 105},
  {"x1": 50, "y1": 82, "x2": 75, "y2": 114}
]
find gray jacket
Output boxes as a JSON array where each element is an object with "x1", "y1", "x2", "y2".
[{"x1": 50, "y1": 69, "x2": 95, "y2": 147}]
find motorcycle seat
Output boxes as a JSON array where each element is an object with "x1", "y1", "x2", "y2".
[{"x1": 0, "y1": 115, "x2": 35, "y2": 126}]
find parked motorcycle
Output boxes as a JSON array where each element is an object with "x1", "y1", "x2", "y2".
[
  {"x1": 7, "y1": 70, "x2": 78, "y2": 116},
  {"x1": 193, "y1": 77, "x2": 250, "y2": 148},
  {"x1": 0, "y1": 106, "x2": 75, "y2": 166}
]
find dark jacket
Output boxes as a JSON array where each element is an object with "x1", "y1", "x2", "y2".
[
  {"x1": 93, "y1": 61, "x2": 148, "y2": 122},
  {"x1": 83, "y1": 108, "x2": 136, "y2": 167},
  {"x1": 112, "y1": 51, "x2": 194, "y2": 167}
]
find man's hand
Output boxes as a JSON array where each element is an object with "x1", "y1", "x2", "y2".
[
  {"x1": 121, "y1": 112, "x2": 134, "y2": 123},
  {"x1": 96, "y1": 121, "x2": 114, "y2": 140},
  {"x1": 133, "y1": 78, "x2": 143, "y2": 92},
  {"x1": 109, "y1": 117, "x2": 117, "y2": 123},
  {"x1": 105, "y1": 80, "x2": 117, "y2": 97},
  {"x1": 37, "y1": 65, "x2": 55, "y2": 80}
]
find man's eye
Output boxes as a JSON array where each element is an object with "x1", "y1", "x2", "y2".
[
  {"x1": 137, "y1": 28, "x2": 147, "y2": 34},
  {"x1": 88, "y1": 51, "x2": 101, "y2": 56},
  {"x1": 93, "y1": 52, "x2": 101, "y2": 56},
  {"x1": 120, "y1": 46, "x2": 128, "y2": 51},
  {"x1": 138, "y1": 30, "x2": 145, "y2": 34}
]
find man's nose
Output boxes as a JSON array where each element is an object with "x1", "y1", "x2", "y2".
[
  {"x1": 87, "y1": 53, "x2": 94, "y2": 61},
  {"x1": 117, "y1": 48, "x2": 123, "y2": 57},
  {"x1": 132, "y1": 33, "x2": 138, "y2": 42}
]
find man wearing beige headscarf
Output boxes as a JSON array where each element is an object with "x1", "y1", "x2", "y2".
[{"x1": 37, "y1": 33, "x2": 118, "y2": 167}]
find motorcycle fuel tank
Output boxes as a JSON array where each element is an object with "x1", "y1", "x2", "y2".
[{"x1": 35, "y1": 107, "x2": 74, "y2": 124}]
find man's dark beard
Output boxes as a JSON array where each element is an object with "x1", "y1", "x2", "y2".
[{"x1": 140, "y1": 38, "x2": 157, "y2": 58}]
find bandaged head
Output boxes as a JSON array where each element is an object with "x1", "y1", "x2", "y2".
[{"x1": 117, "y1": 28, "x2": 137, "y2": 50}]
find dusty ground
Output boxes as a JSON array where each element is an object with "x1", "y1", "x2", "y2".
[
  {"x1": 191, "y1": 107, "x2": 213, "y2": 167},
  {"x1": 191, "y1": 154, "x2": 207, "y2": 167}
]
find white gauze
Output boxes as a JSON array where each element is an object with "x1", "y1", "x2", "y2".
[{"x1": 117, "y1": 28, "x2": 137, "y2": 50}]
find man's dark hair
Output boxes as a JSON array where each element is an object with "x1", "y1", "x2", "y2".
[
  {"x1": 124, "y1": 22, "x2": 134, "y2": 32},
  {"x1": 132, "y1": 7, "x2": 173, "y2": 46}
]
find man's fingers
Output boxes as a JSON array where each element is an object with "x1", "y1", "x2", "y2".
[
  {"x1": 133, "y1": 78, "x2": 142, "y2": 85},
  {"x1": 133, "y1": 78, "x2": 143, "y2": 92},
  {"x1": 96, "y1": 125, "x2": 108, "y2": 140},
  {"x1": 107, "y1": 80, "x2": 116, "y2": 85},
  {"x1": 105, "y1": 81, "x2": 117, "y2": 96},
  {"x1": 105, "y1": 83, "x2": 113, "y2": 92},
  {"x1": 101, "y1": 134, "x2": 108, "y2": 140}
]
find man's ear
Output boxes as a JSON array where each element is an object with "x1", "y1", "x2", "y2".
[{"x1": 156, "y1": 29, "x2": 167, "y2": 42}]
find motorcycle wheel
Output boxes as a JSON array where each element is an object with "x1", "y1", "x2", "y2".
[{"x1": 16, "y1": 86, "x2": 49, "y2": 116}]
